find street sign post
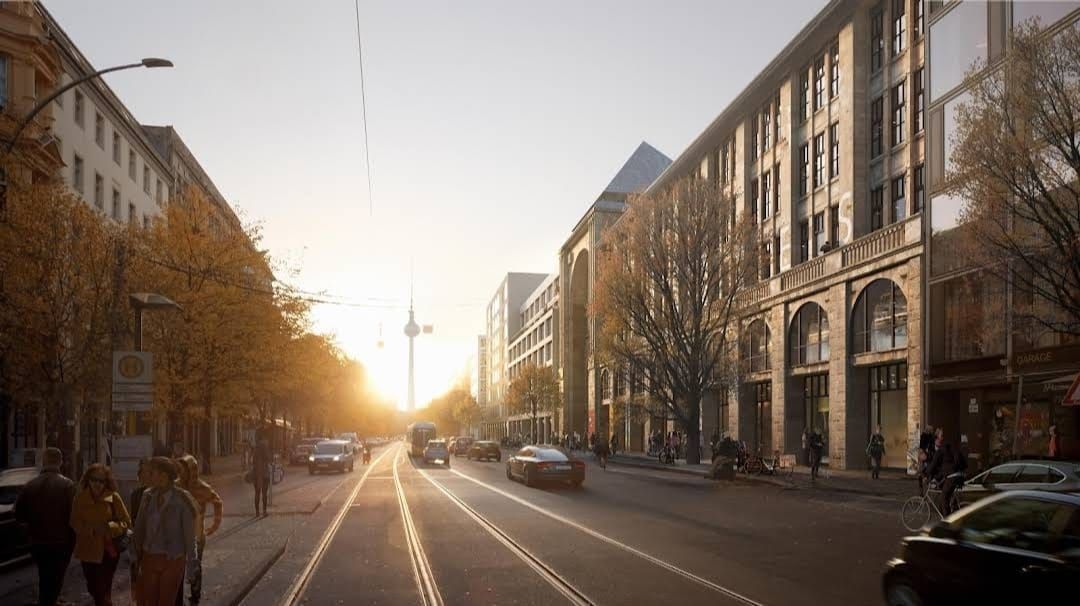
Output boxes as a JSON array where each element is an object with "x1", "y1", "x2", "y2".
[{"x1": 113, "y1": 351, "x2": 153, "y2": 412}]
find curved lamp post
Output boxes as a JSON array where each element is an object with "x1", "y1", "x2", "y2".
[{"x1": 5, "y1": 57, "x2": 173, "y2": 154}]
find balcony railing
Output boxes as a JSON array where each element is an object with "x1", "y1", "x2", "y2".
[
  {"x1": 841, "y1": 220, "x2": 908, "y2": 268},
  {"x1": 780, "y1": 256, "x2": 825, "y2": 291}
]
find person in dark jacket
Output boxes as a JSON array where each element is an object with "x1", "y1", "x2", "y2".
[
  {"x1": 14, "y1": 447, "x2": 77, "y2": 606},
  {"x1": 867, "y1": 426, "x2": 886, "y2": 480},
  {"x1": 917, "y1": 425, "x2": 935, "y2": 491},
  {"x1": 252, "y1": 437, "x2": 272, "y2": 516},
  {"x1": 808, "y1": 429, "x2": 825, "y2": 480},
  {"x1": 927, "y1": 436, "x2": 967, "y2": 515}
]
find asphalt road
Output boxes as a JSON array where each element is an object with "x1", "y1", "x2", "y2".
[{"x1": 285, "y1": 442, "x2": 906, "y2": 606}]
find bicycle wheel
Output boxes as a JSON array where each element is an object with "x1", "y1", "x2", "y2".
[
  {"x1": 901, "y1": 496, "x2": 932, "y2": 531},
  {"x1": 272, "y1": 464, "x2": 285, "y2": 485}
]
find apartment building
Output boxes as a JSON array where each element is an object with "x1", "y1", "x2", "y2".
[
  {"x1": 142, "y1": 124, "x2": 240, "y2": 233},
  {"x1": 635, "y1": 0, "x2": 926, "y2": 469},
  {"x1": 477, "y1": 335, "x2": 489, "y2": 407},
  {"x1": 506, "y1": 274, "x2": 560, "y2": 442},
  {"x1": 923, "y1": 1, "x2": 1080, "y2": 465},
  {"x1": 480, "y1": 272, "x2": 548, "y2": 439},
  {"x1": 41, "y1": 4, "x2": 171, "y2": 227}
]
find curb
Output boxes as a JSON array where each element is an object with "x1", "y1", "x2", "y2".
[
  {"x1": 220, "y1": 537, "x2": 290, "y2": 606},
  {"x1": 608, "y1": 456, "x2": 706, "y2": 478}
]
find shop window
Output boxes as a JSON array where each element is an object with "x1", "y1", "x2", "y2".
[
  {"x1": 870, "y1": 362, "x2": 908, "y2": 468},
  {"x1": 853, "y1": 278, "x2": 908, "y2": 354},
  {"x1": 790, "y1": 302, "x2": 830, "y2": 365}
]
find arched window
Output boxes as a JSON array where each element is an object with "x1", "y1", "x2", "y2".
[
  {"x1": 743, "y1": 319, "x2": 771, "y2": 373},
  {"x1": 600, "y1": 368, "x2": 612, "y2": 401},
  {"x1": 790, "y1": 303, "x2": 830, "y2": 365},
  {"x1": 614, "y1": 367, "x2": 625, "y2": 397},
  {"x1": 853, "y1": 279, "x2": 908, "y2": 353}
]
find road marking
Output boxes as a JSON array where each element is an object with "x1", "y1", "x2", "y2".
[
  {"x1": 447, "y1": 468, "x2": 766, "y2": 606},
  {"x1": 394, "y1": 451, "x2": 445, "y2": 606},
  {"x1": 418, "y1": 467, "x2": 596, "y2": 606},
  {"x1": 279, "y1": 444, "x2": 396, "y2": 606}
]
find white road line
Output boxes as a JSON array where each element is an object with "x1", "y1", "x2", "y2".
[
  {"x1": 418, "y1": 467, "x2": 596, "y2": 606},
  {"x1": 394, "y1": 451, "x2": 444, "y2": 606},
  {"x1": 447, "y1": 468, "x2": 766, "y2": 606},
  {"x1": 279, "y1": 444, "x2": 396, "y2": 606}
]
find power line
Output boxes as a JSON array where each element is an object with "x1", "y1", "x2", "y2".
[{"x1": 355, "y1": 0, "x2": 375, "y2": 216}]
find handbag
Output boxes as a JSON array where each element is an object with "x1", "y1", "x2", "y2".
[{"x1": 108, "y1": 495, "x2": 131, "y2": 554}]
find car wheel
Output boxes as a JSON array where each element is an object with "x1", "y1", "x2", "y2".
[
  {"x1": 884, "y1": 580, "x2": 923, "y2": 606},
  {"x1": 572, "y1": 479, "x2": 583, "y2": 489},
  {"x1": 308, "y1": 467, "x2": 315, "y2": 475},
  {"x1": 506, "y1": 465, "x2": 513, "y2": 480},
  {"x1": 350, "y1": 462, "x2": 355, "y2": 472},
  {"x1": 495, "y1": 455, "x2": 501, "y2": 462},
  {"x1": 524, "y1": 467, "x2": 535, "y2": 487}
]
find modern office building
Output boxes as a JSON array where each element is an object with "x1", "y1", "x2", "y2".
[
  {"x1": 477, "y1": 335, "x2": 489, "y2": 407},
  {"x1": 506, "y1": 273, "x2": 559, "y2": 442}
]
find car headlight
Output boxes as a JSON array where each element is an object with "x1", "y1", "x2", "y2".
[
  {"x1": 308, "y1": 455, "x2": 315, "y2": 462},
  {"x1": 333, "y1": 455, "x2": 342, "y2": 461}
]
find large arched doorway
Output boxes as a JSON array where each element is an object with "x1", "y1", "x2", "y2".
[{"x1": 567, "y1": 250, "x2": 589, "y2": 436}]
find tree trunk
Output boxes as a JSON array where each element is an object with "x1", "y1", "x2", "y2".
[
  {"x1": 685, "y1": 393, "x2": 702, "y2": 465},
  {"x1": 202, "y1": 399, "x2": 213, "y2": 475}
]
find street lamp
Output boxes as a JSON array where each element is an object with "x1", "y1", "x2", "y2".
[
  {"x1": 5, "y1": 58, "x2": 173, "y2": 154},
  {"x1": 129, "y1": 292, "x2": 181, "y2": 351}
]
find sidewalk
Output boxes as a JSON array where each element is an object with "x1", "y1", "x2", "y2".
[{"x1": 609, "y1": 451, "x2": 916, "y2": 499}]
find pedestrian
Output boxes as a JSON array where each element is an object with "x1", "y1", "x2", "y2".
[
  {"x1": 133, "y1": 457, "x2": 197, "y2": 606},
  {"x1": 251, "y1": 437, "x2": 272, "y2": 517},
  {"x1": 917, "y1": 425, "x2": 935, "y2": 491},
  {"x1": 171, "y1": 442, "x2": 186, "y2": 460},
  {"x1": 610, "y1": 433, "x2": 618, "y2": 456},
  {"x1": 866, "y1": 425, "x2": 886, "y2": 480},
  {"x1": 71, "y1": 463, "x2": 131, "y2": 606},
  {"x1": 130, "y1": 458, "x2": 152, "y2": 603},
  {"x1": 176, "y1": 455, "x2": 222, "y2": 606},
  {"x1": 1048, "y1": 424, "x2": 1061, "y2": 459},
  {"x1": 14, "y1": 447, "x2": 76, "y2": 606},
  {"x1": 809, "y1": 428, "x2": 825, "y2": 481}
]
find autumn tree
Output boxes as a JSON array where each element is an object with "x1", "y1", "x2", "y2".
[
  {"x1": 506, "y1": 364, "x2": 560, "y2": 443},
  {"x1": 592, "y1": 176, "x2": 757, "y2": 464},
  {"x1": 947, "y1": 21, "x2": 1080, "y2": 337},
  {"x1": 450, "y1": 390, "x2": 481, "y2": 436}
]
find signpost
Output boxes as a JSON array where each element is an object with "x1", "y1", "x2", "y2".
[{"x1": 112, "y1": 351, "x2": 153, "y2": 412}]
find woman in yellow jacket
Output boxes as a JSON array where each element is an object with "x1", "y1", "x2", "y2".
[{"x1": 70, "y1": 463, "x2": 131, "y2": 606}]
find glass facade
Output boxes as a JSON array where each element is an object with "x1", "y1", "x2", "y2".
[
  {"x1": 929, "y1": 1, "x2": 987, "y2": 101},
  {"x1": 1013, "y1": 1, "x2": 1080, "y2": 30}
]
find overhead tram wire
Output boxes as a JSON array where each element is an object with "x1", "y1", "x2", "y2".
[{"x1": 355, "y1": 0, "x2": 375, "y2": 216}]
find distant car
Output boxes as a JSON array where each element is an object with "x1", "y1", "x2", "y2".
[
  {"x1": 336, "y1": 432, "x2": 361, "y2": 452},
  {"x1": 451, "y1": 437, "x2": 472, "y2": 456},
  {"x1": 467, "y1": 440, "x2": 501, "y2": 462},
  {"x1": 292, "y1": 437, "x2": 329, "y2": 465},
  {"x1": 883, "y1": 490, "x2": 1080, "y2": 605},
  {"x1": 308, "y1": 440, "x2": 355, "y2": 474},
  {"x1": 423, "y1": 440, "x2": 451, "y2": 466},
  {"x1": 959, "y1": 460, "x2": 1080, "y2": 506},
  {"x1": 0, "y1": 467, "x2": 37, "y2": 563},
  {"x1": 506, "y1": 446, "x2": 584, "y2": 488}
]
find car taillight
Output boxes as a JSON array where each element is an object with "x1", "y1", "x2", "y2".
[
  {"x1": 572, "y1": 461, "x2": 584, "y2": 468},
  {"x1": 537, "y1": 462, "x2": 552, "y2": 469}
]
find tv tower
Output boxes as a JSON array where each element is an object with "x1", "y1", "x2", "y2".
[{"x1": 404, "y1": 292, "x2": 420, "y2": 411}]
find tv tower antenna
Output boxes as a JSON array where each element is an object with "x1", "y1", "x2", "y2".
[{"x1": 403, "y1": 264, "x2": 432, "y2": 410}]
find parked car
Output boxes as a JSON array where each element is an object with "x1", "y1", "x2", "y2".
[
  {"x1": 467, "y1": 440, "x2": 501, "y2": 462},
  {"x1": 882, "y1": 490, "x2": 1080, "y2": 605},
  {"x1": 506, "y1": 446, "x2": 584, "y2": 488},
  {"x1": 0, "y1": 467, "x2": 38, "y2": 563},
  {"x1": 959, "y1": 460, "x2": 1080, "y2": 506},
  {"x1": 308, "y1": 440, "x2": 355, "y2": 474},
  {"x1": 292, "y1": 437, "x2": 329, "y2": 465},
  {"x1": 451, "y1": 437, "x2": 472, "y2": 456},
  {"x1": 423, "y1": 439, "x2": 451, "y2": 466}
]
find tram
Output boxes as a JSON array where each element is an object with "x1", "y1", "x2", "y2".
[{"x1": 406, "y1": 421, "x2": 437, "y2": 457}]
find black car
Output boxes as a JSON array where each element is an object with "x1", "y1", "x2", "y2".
[
  {"x1": 883, "y1": 490, "x2": 1080, "y2": 605},
  {"x1": 451, "y1": 437, "x2": 472, "y2": 456},
  {"x1": 467, "y1": 440, "x2": 501, "y2": 462},
  {"x1": 308, "y1": 440, "x2": 355, "y2": 474},
  {"x1": 506, "y1": 446, "x2": 584, "y2": 488},
  {"x1": 0, "y1": 467, "x2": 37, "y2": 563}
]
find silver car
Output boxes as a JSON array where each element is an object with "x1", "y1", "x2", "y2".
[
  {"x1": 423, "y1": 439, "x2": 450, "y2": 467},
  {"x1": 960, "y1": 459, "x2": 1080, "y2": 506}
]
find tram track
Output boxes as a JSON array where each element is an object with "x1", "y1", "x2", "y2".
[{"x1": 393, "y1": 450, "x2": 445, "y2": 606}]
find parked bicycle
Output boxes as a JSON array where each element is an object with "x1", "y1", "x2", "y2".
[
  {"x1": 658, "y1": 445, "x2": 676, "y2": 465},
  {"x1": 901, "y1": 478, "x2": 962, "y2": 531}
]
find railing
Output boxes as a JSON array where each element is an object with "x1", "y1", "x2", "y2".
[
  {"x1": 738, "y1": 279, "x2": 771, "y2": 308},
  {"x1": 841, "y1": 221, "x2": 907, "y2": 268},
  {"x1": 780, "y1": 256, "x2": 825, "y2": 291}
]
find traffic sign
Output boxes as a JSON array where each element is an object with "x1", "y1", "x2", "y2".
[
  {"x1": 1062, "y1": 373, "x2": 1080, "y2": 406},
  {"x1": 113, "y1": 351, "x2": 153, "y2": 411}
]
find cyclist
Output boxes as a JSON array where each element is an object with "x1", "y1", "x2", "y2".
[
  {"x1": 927, "y1": 433, "x2": 966, "y2": 515},
  {"x1": 593, "y1": 436, "x2": 611, "y2": 469}
]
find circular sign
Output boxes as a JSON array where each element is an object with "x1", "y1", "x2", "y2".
[{"x1": 117, "y1": 354, "x2": 145, "y2": 380}]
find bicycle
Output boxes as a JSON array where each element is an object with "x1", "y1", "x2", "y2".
[
  {"x1": 658, "y1": 445, "x2": 676, "y2": 465},
  {"x1": 900, "y1": 476, "x2": 962, "y2": 531},
  {"x1": 271, "y1": 454, "x2": 285, "y2": 485}
]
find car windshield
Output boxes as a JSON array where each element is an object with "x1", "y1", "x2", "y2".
[
  {"x1": 427, "y1": 441, "x2": 446, "y2": 448},
  {"x1": 314, "y1": 443, "x2": 345, "y2": 455}
]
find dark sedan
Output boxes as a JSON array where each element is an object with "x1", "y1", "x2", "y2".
[
  {"x1": 467, "y1": 440, "x2": 501, "y2": 462},
  {"x1": 506, "y1": 446, "x2": 584, "y2": 488},
  {"x1": 450, "y1": 437, "x2": 472, "y2": 456},
  {"x1": 883, "y1": 490, "x2": 1080, "y2": 605},
  {"x1": 959, "y1": 459, "x2": 1080, "y2": 506},
  {"x1": 0, "y1": 467, "x2": 37, "y2": 563}
]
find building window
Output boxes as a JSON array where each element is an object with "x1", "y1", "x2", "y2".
[
  {"x1": 800, "y1": 71, "x2": 810, "y2": 122},
  {"x1": 751, "y1": 117, "x2": 759, "y2": 158},
  {"x1": 743, "y1": 319, "x2": 771, "y2": 373},
  {"x1": 129, "y1": 150, "x2": 136, "y2": 180},
  {"x1": 750, "y1": 178, "x2": 759, "y2": 222},
  {"x1": 111, "y1": 187, "x2": 120, "y2": 220},
  {"x1": 94, "y1": 173, "x2": 104, "y2": 210},
  {"x1": 913, "y1": 164, "x2": 924, "y2": 213},
  {"x1": 804, "y1": 374, "x2": 830, "y2": 449},
  {"x1": 774, "y1": 92, "x2": 782, "y2": 142},
  {"x1": 773, "y1": 163, "x2": 781, "y2": 213},
  {"x1": 799, "y1": 143, "x2": 809, "y2": 197},
  {"x1": 761, "y1": 240, "x2": 772, "y2": 280},
  {"x1": 761, "y1": 171, "x2": 771, "y2": 219},
  {"x1": 143, "y1": 166, "x2": 150, "y2": 194},
  {"x1": 74, "y1": 90, "x2": 85, "y2": 128},
  {"x1": 790, "y1": 303, "x2": 830, "y2": 365},
  {"x1": 813, "y1": 133, "x2": 824, "y2": 188},
  {"x1": 799, "y1": 219, "x2": 810, "y2": 263},
  {"x1": 928, "y1": 0, "x2": 987, "y2": 100},
  {"x1": 143, "y1": 214, "x2": 150, "y2": 229},
  {"x1": 914, "y1": 0, "x2": 923, "y2": 38},
  {"x1": 112, "y1": 132, "x2": 121, "y2": 165},
  {"x1": 871, "y1": 96, "x2": 884, "y2": 158},
  {"x1": 95, "y1": 113, "x2": 105, "y2": 148},
  {"x1": 72, "y1": 153, "x2": 84, "y2": 193},
  {"x1": 813, "y1": 211, "x2": 826, "y2": 255},
  {"x1": 871, "y1": 185, "x2": 884, "y2": 231},
  {"x1": 871, "y1": 7, "x2": 884, "y2": 71},
  {"x1": 852, "y1": 279, "x2": 908, "y2": 353},
  {"x1": 829, "y1": 122, "x2": 839, "y2": 178},
  {"x1": 156, "y1": 180, "x2": 164, "y2": 205},
  {"x1": 892, "y1": 0, "x2": 906, "y2": 56},
  {"x1": 914, "y1": 67, "x2": 924, "y2": 133},
  {"x1": 829, "y1": 203, "x2": 840, "y2": 246},
  {"x1": 829, "y1": 43, "x2": 839, "y2": 98},
  {"x1": 891, "y1": 80, "x2": 906, "y2": 146},
  {"x1": 891, "y1": 175, "x2": 907, "y2": 222},
  {"x1": 128, "y1": 203, "x2": 136, "y2": 225},
  {"x1": 762, "y1": 109, "x2": 771, "y2": 151},
  {"x1": 720, "y1": 147, "x2": 729, "y2": 184},
  {"x1": 0, "y1": 55, "x2": 7, "y2": 109},
  {"x1": 813, "y1": 56, "x2": 825, "y2": 110},
  {"x1": 773, "y1": 234, "x2": 781, "y2": 275}
]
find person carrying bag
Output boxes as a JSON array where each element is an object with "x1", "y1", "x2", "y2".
[{"x1": 71, "y1": 464, "x2": 131, "y2": 606}]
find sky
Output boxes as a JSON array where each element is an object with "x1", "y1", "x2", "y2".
[{"x1": 46, "y1": 0, "x2": 827, "y2": 408}]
